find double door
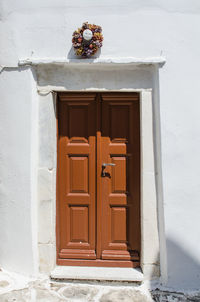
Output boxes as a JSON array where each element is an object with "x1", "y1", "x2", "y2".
[{"x1": 57, "y1": 92, "x2": 140, "y2": 267}]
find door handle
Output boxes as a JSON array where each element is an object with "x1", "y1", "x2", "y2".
[
  {"x1": 101, "y1": 163, "x2": 116, "y2": 177},
  {"x1": 102, "y1": 163, "x2": 116, "y2": 167}
]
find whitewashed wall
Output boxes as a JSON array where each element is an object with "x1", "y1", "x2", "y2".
[
  {"x1": 0, "y1": 67, "x2": 38, "y2": 275},
  {"x1": 0, "y1": 0, "x2": 200, "y2": 289}
]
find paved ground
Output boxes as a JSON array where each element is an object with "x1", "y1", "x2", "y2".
[
  {"x1": 1, "y1": 269, "x2": 200, "y2": 301},
  {"x1": 0, "y1": 269, "x2": 153, "y2": 302}
]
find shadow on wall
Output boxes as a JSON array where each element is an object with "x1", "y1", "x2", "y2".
[
  {"x1": 35, "y1": 64, "x2": 154, "y2": 91},
  {"x1": 67, "y1": 45, "x2": 101, "y2": 60},
  {"x1": 152, "y1": 69, "x2": 200, "y2": 291},
  {"x1": 151, "y1": 238, "x2": 200, "y2": 301},
  {"x1": 165, "y1": 238, "x2": 200, "y2": 290}
]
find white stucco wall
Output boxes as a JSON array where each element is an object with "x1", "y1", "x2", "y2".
[
  {"x1": 0, "y1": 67, "x2": 38, "y2": 275},
  {"x1": 0, "y1": 0, "x2": 200, "y2": 290}
]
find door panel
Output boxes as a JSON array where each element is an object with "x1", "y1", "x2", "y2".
[
  {"x1": 111, "y1": 207, "x2": 126, "y2": 243},
  {"x1": 100, "y1": 93, "x2": 140, "y2": 262},
  {"x1": 57, "y1": 93, "x2": 96, "y2": 260},
  {"x1": 70, "y1": 206, "x2": 89, "y2": 243},
  {"x1": 69, "y1": 156, "x2": 88, "y2": 193},
  {"x1": 111, "y1": 156, "x2": 126, "y2": 193},
  {"x1": 57, "y1": 92, "x2": 140, "y2": 267}
]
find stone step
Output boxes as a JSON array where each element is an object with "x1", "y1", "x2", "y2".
[{"x1": 51, "y1": 266, "x2": 144, "y2": 283}]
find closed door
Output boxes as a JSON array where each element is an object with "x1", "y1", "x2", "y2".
[{"x1": 57, "y1": 92, "x2": 140, "y2": 268}]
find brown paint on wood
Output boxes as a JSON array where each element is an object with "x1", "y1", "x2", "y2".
[
  {"x1": 57, "y1": 93, "x2": 96, "y2": 260},
  {"x1": 57, "y1": 92, "x2": 140, "y2": 267},
  {"x1": 57, "y1": 258, "x2": 139, "y2": 268}
]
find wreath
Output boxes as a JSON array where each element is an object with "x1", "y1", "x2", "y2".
[{"x1": 72, "y1": 22, "x2": 103, "y2": 58}]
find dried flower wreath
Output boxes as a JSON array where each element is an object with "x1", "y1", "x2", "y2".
[{"x1": 72, "y1": 22, "x2": 103, "y2": 58}]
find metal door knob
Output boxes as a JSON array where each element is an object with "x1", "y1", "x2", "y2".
[
  {"x1": 102, "y1": 163, "x2": 116, "y2": 167},
  {"x1": 101, "y1": 163, "x2": 116, "y2": 177}
]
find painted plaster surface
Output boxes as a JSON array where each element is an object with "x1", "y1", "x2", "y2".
[
  {"x1": 0, "y1": 68, "x2": 38, "y2": 275},
  {"x1": 0, "y1": 0, "x2": 200, "y2": 291},
  {"x1": 36, "y1": 64, "x2": 154, "y2": 91}
]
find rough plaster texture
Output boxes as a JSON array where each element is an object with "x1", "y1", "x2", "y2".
[
  {"x1": 0, "y1": 0, "x2": 200, "y2": 291},
  {"x1": 38, "y1": 92, "x2": 57, "y2": 273}
]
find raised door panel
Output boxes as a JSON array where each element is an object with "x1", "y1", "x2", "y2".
[
  {"x1": 111, "y1": 207, "x2": 126, "y2": 243},
  {"x1": 70, "y1": 206, "x2": 89, "y2": 243},
  {"x1": 57, "y1": 93, "x2": 96, "y2": 261},
  {"x1": 100, "y1": 93, "x2": 140, "y2": 263},
  {"x1": 69, "y1": 156, "x2": 88, "y2": 193},
  {"x1": 111, "y1": 157, "x2": 126, "y2": 193}
]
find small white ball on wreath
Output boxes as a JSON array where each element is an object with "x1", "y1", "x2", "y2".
[{"x1": 72, "y1": 22, "x2": 103, "y2": 58}]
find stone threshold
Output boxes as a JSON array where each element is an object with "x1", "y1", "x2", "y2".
[{"x1": 50, "y1": 266, "x2": 144, "y2": 283}]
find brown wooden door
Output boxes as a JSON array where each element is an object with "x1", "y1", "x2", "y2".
[{"x1": 57, "y1": 92, "x2": 140, "y2": 267}]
